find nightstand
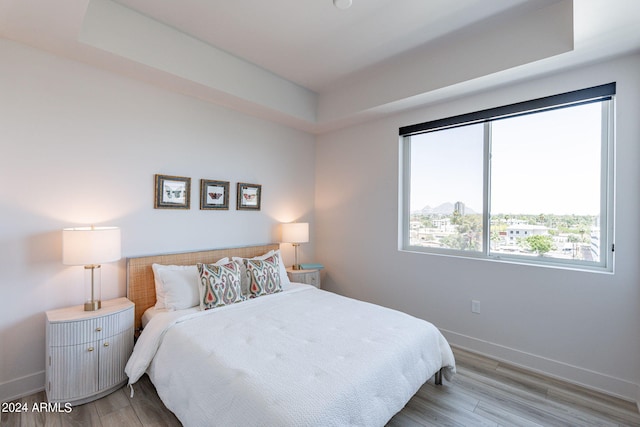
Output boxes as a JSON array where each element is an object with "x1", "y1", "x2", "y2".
[
  {"x1": 45, "y1": 297, "x2": 134, "y2": 405},
  {"x1": 286, "y1": 267, "x2": 321, "y2": 289}
]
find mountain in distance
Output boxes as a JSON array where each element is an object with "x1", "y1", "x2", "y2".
[{"x1": 418, "y1": 202, "x2": 478, "y2": 215}]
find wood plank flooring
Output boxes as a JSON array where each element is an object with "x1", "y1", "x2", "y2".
[{"x1": 3, "y1": 347, "x2": 639, "y2": 426}]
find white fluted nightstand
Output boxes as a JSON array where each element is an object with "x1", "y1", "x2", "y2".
[
  {"x1": 45, "y1": 297, "x2": 134, "y2": 405},
  {"x1": 286, "y1": 268, "x2": 321, "y2": 289}
]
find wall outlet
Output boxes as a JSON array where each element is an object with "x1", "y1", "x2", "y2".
[{"x1": 471, "y1": 300, "x2": 481, "y2": 314}]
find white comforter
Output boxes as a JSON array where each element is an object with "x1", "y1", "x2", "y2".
[{"x1": 126, "y1": 285, "x2": 455, "y2": 427}]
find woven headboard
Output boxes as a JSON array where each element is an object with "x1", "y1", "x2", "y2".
[{"x1": 126, "y1": 243, "x2": 279, "y2": 330}]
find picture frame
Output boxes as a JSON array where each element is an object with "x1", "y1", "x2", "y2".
[
  {"x1": 154, "y1": 174, "x2": 191, "y2": 209},
  {"x1": 200, "y1": 179, "x2": 230, "y2": 210},
  {"x1": 236, "y1": 182, "x2": 262, "y2": 210}
]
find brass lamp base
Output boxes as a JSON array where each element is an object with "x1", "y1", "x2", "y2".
[{"x1": 84, "y1": 300, "x2": 101, "y2": 311}]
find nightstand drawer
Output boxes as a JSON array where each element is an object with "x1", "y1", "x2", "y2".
[
  {"x1": 286, "y1": 268, "x2": 321, "y2": 289},
  {"x1": 48, "y1": 309, "x2": 132, "y2": 346},
  {"x1": 306, "y1": 273, "x2": 319, "y2": 287}
]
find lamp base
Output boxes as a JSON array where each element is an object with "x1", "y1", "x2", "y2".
[
  {"x1": 84, "y1": 300, "x2": 101, "y2": 311},
  {"x1": 292, "y1": 243, "x2": 302, "y2": 271},
  {"x1": 84, "y1": 264, "x2": 102, "y2": 311}
]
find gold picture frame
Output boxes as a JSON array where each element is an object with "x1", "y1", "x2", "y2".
[
  {"x1": 154, "y1": 174, "x2": 191, "y2": 209},
  {"x1": 236, "y1": 182, "x2": 261, "y2": 210},
  {"x1": 200, "y1": 179, "x2": 230, "y2": 210}
]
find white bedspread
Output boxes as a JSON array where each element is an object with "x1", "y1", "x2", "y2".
[{"x1": 126, "y1": 285, "x2": 455, "y2": 427}]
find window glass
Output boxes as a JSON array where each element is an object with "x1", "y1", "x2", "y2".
[
  {"x1": 490, "y1": 103, "x2": 602, "y2": 263},
  {"x1": 409, "y1": 124, "x2": 484, "y2": 252},
  {"x1": 401, "y1": 84, "x2": 614, "y2": 271}
]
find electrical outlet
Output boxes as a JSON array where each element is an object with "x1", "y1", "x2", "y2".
[{"x1": 471, "y1": 300, "x2": 481, "y2": 314}]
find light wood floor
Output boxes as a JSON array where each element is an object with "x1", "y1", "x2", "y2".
[{"x1": 3, "y1": 347, "x2": 639, "y2": 426}]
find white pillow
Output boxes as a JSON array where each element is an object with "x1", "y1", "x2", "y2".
[
  {"x1": 152, "y1": 257, "x2": 229, "y2": 310},
  {"x1": 272, "y1": 250, "x2": 292, "y2": 290},
  {"x1": 232, "y1": 249, "x2": 291, "y2": 294}
]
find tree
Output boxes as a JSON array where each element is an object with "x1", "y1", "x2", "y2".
[
  {"x1": 567, "y1": 235, "x2": 581, "y2": 244},
  {"x1": 451, "y1": 209, "x2": 462, "y2": 225},
  {"x1": 525, "y1": 234, "x2": 554, "y2": 255},
  {"x1": 538, "y1": 213, "x2": 545, "y2": 224},
  {"x1": 442, "y1": 214, "x2": 482, "y2": 251}
]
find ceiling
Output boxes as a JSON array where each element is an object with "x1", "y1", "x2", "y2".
[
  {"x1": 1, "y1": 0, "x2": 639, "y2": 133},
  {"x1": 111, "y1": 0, "x2": 544, "y2": 92}
]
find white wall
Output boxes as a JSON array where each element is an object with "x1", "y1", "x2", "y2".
[
  {"x1": 316, "y1": 53, "x2": 640, "y2": 402},
  {"x1": 2, "y1": 34, "x2": 638, "y2": 407},
  {"x1": 0, "y1": 38, "x2": 316, "y2": 401}
]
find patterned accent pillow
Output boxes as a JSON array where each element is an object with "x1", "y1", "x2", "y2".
[
  {"x1": 232, "y1": 250, "x2": 291, "y2": 295},
  {"x1": 245, "y1": 255, "x2": 282, "y2": 298},
  {"x1": 197, "y1": 261, "x2": 244, "y2": 310}
]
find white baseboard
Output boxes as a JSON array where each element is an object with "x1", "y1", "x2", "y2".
[
  {"x1": 0, "y1": 371, "x2": 45, "y2": 403},
  {"x1": 441, "y1": 328, "x2": 639, "y2": 405}
]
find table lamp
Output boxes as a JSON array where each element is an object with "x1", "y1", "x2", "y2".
[
  {"x1": 281, "y1": 222, "x2": 309, "y2": 270},
  {"x1": 62, "y1": 226, "x2": 121, "y2": 311}
]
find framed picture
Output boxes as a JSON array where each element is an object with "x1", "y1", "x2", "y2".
[
  {"x1": 200, "y1": 179, "x2": 230, "y2": 210},
  {"x1": 237, "y1": 182, "x2": 261, "y2": 210},
  {"x1": 154, "y1": 174, "x2": 191, "y2": 209}
]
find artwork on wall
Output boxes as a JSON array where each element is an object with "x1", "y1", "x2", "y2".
[
  {"x1": 154, "y1": 174, "x2": 191, "y2": 209},
  {"x1": 237, "y1": 182, "x2": 262, "y2": 211},
  {"x1": 200, "y1": 179, "x2": 230, "y2": 210}
]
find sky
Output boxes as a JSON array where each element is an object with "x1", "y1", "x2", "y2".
[
  {"x1": 409, "y1": 102, "x2": 604, "y2": 216},
  {"x1": 410, "y1": 122, "x2": 484, "y2": 212}
]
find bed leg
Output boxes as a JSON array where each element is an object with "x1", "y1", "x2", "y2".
[{"x1": 434, "y1": 368, "x2": 443, "y2": 385}]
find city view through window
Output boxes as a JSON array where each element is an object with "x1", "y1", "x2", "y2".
[
  {"x1": 408, "y1": 101, "x2": 605, "y2": 265},
  {"x1": 409, "y1": 204, "x2": 601, "y2": 263}
]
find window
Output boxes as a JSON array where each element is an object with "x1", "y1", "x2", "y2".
[{"x1": 400, "y1": 83, "x2": 615, "y2": 271}]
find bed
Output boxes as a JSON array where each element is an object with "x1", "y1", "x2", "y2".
[{"x1": 125, "y1": 244, "x2": 455, "y2": 426}]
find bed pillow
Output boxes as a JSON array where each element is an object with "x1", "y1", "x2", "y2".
[
  {"x1": 271, "y1": 250, "x2": 292, "y2": 290},
  {"x1": 152, "y1": 264, "x2": 197, "y2": 311},
  {"x1": 232, "y1": 249, "x2": 291, "y2": 294},
  {"x1": 197, "y1": 261, "x2": 245, "y2": 310},
  {"x1": 245, "y1": 255, "x2": 282, "y2": 298},
  {"x1": 152, "y1": 257, "x2": 229, "y2": 310}
]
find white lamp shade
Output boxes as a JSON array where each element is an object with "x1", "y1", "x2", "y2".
[
  {"x1": 62, "y1": 227, "x2": 121, "y2": 265},
  {"x1": 281, "y1": 222, "x2": 309, "y2": 244}
]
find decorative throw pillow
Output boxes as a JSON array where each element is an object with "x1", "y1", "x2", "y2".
[
  {"x1": 245, "y1": 255, "x2": 282, "y2": 298},
  {"x1": 152, "y1": 258, "x2": 230, "y2": 310},
  {"x1": 233, "y1": 249, "x2": 291, "y2": 295},
  {"x1": 197, "y1": 261, "x2": 244, "y2": 310},
  {"x1": 271, "y1": 249, "x2": 292, "y2": 290}
]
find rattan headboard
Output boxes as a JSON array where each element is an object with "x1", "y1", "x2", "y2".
[{"x1": 126, "y1": 243, "x2": 279, "y2": 330}]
